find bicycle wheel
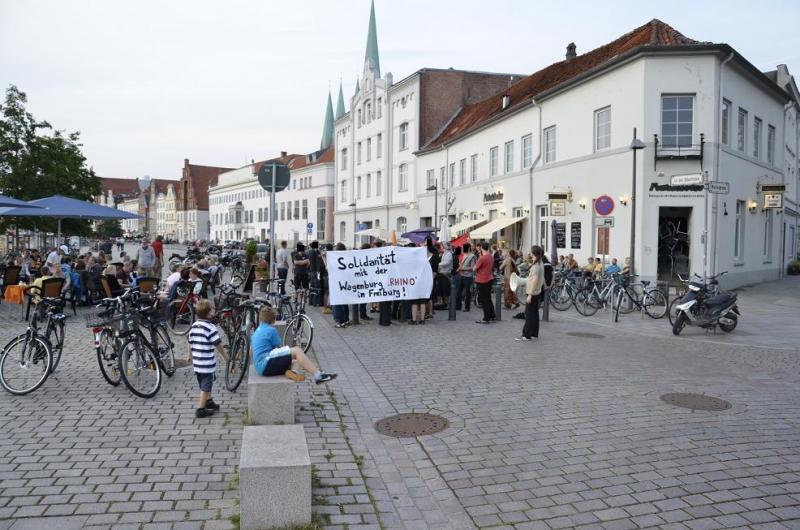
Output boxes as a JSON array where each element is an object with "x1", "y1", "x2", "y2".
[
  {"x1": 574, "y1": 288, "x2": 599, "y2": 317},
  {"x1": 667, "y1": 296, "x2": 683, "y2": 326},
  {"x1": 585, "y1": 287, "x2": 604, "y2": 310},
  {"x1": 0, "y1": 334, "x2": 52, "y2": 395},
  {"x1": 643, "y1": 289, "x2": 668, "y2": 319},
  {"x1": 96, "y1": 329, "x2": 121, "y2": 386},
  {"x1": 282, "y1": 314, "x2": 314, "y2": 353},
  {"x1": 549, "y1": 284, "x2": 573, "y2": 311},
  {"x1": 279, "y1": 300, "x2": 295, "y2": 322},
  {"x1": 50, "y1": 319, "x2": 66, "y2": 373},
  {"x1": 225, "y1": 332, "x2": 249, "y2": 392},
  {"x1": 154, "y1": 326, "x2": 176, "y2": 377},
  {"x1": 167, "y1": 300, "x2": 195, "y2": 335},
  {"x1": 119, "y1": 337, "x2": 161, "y2": 398},
  {"x1": 617, "y1": 288, "x2": 637, "y2": 314}
]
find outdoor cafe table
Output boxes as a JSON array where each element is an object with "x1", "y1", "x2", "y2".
[{"x1": 4, "y1": 284, "x2": 27, "y2": 318}]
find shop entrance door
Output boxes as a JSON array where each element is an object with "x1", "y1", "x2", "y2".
[{"x1": 658, "y1": 207, "x2": 691, "y2": 283}]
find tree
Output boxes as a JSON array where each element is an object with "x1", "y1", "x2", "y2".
[
  {"x1": 0, "y1": 85, "x2": 101, "y2": 235},
  {"x1": 96, "y1": 220, "x2": 122, "y2": 239}
]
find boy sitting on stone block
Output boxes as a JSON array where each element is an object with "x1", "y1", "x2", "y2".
[{"x1": 251, "y1": 306, "x2": 337, "y2": 384}]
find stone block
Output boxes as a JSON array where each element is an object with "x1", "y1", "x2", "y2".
[
  {"x1": 247, "y1": 366, "x2": 295, "y2": 425},
  {"x1": 240, "y1": 425, "x2": 310, "y2": 530}
]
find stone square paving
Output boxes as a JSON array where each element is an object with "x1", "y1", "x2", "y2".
[{"x1": 0, "y1": 269, "x2": 798, "y2": 529}]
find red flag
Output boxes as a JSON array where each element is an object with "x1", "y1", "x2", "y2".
[{"x1": 450, "y1": 232, "x2": 469, "y2": 249}]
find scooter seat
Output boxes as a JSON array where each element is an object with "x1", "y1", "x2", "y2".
[{"x1": 706, "y1": 292, "x2": 735, "y2": 306}]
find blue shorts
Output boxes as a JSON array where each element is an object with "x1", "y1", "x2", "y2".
[{"x1": 195, "y1": 372, "x2": 215, "y2": 392}]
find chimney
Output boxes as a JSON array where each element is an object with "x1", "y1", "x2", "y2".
[
  {"x1": 565, "y1": 42, "x2": 577, "y2": 61},
  {"x1": 280, "y1": 151, "x2": 287, "y2": 158},
  {"x1": 502, "y1": 94, "x2": 511, "y2": 110},
  {"x1": 386, "y1": 72, "x2": 393, "y2": 87}
]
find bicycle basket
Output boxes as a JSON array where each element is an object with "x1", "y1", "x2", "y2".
[
  {"x1": 108, "y1": 313, "x2": 138, "y2": 337},
  {"x1": 84, "y1": 308, "x2": 114, "y2": 329}
]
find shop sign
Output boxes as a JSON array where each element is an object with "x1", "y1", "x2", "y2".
[
  {"x1": 483, "y1": 191, "x2": 503, "y2": 203},
  {"x1": 594, "y1": 217, "x2": 614, "y2": 228},
  {"x1": 670, "y1": 173, "x2": 703, "y2": 186},
  {"x1": 555, "y1": 222, "x2": 566, "y2": 248},
  {"x1": 648, "y1": 181, "x2": 704, "y2": 198},
  {"x1": 550, "y1": 200, "x2": 566, "y2": 216},
  {"x1": 706, "y1": 181, "x2": 729, "y2": 194},
  {"x1": 764, "y1": 194, "x2": 782, "y2": 208}
]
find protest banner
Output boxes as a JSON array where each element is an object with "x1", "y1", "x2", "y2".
[{"x1": 327, "y1": 246, "x2": 433, "y2": 305}]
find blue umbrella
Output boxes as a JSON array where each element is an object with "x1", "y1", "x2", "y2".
[
  {"x1": 401, "y1": 227, "x2": 437, "y2": 245},
  {"x1": 0, "y1": 194, "x2": 44, "y2": 209}
]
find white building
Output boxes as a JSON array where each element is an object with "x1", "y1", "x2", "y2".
[
  {"x1": 119, "y1": 197, "x2": 139, "y2": 236},
  {"x1": 333, "y1": 1, "x2": 522, "y2": 247},
  {"x1": 407, "y1": 19, "x2": 798, "y2": 288}
]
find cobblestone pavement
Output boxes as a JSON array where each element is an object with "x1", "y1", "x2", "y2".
[{"x1": 1, "y1": 250, "x2": 798, "y2": 529}]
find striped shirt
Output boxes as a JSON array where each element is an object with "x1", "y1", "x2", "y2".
[{"x1": 188, "y1": 319, "x2": 221, "y2": 374}]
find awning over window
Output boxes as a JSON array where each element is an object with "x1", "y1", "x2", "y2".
[
  {"x1": 470, "y1": 216, "x2": 524, "y2": 239},
  {"x1": 448, "y1": 218, "x2": 485, "y2": 234}
]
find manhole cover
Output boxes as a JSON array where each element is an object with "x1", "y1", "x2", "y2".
[
  {"x1": 375, "y1": 413, "x2": 449, "y2": 438},
  {"x1": 660, "y1": 393, "x2": 731, "y2": 411},
  {"x1": 174, "y1": 359, "x2": 192, "y2": 369},
  {"x1": 566, "y1": 332, "x2": 605, "y2": 339}
]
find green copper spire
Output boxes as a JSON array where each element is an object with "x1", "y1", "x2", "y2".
[
  {"x1": 320, "y1": 91, "x2": 334, "y2": 150},
  {"x1": 335, "y1": 82, "x2": 346, "y2": 119},
  {"x1": 364, "y1": 0, "x2": 380, "y2": 76}
]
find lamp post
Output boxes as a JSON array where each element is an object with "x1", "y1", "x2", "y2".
[
  {"x1": 426, "y1": 184, "x2": 438, "y2": 228},
  {"x1": 348, "y1": 202, "x2": 357, "y2": 248},
  {"x1": 629, "y1": 128, "x2": 646, "y2": 277}
]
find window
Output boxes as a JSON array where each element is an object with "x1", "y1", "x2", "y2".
[
  {"x1": 439, "y1": 166, "x2": 445, "y2": 189},
  {"x1": 280, "y1": 202, "x2": 285, "y2": 220},
  {"x1": 357, "y1": 109, "x2": 361, "y2": 128},
  {"x1": 292, "y1": 179, "x2": 296, "y2": 190},
  {"x1": 448, "y1": 163, "x2": 455, "y2": 188},
  {"x1": 357, "y1": 142, "x2": 362, "y2": 164},
  {"x1": 594, "y1": 107, "x2": 611, "y2": 151},
  {"x1": 376, "y1": 171, "x2": 382, "y2": 196},
  {"x1": 340, "y1": 180, "x2": 347, "y2": 203},
  {"x1": 257, "y1": 208, "x2": 262, "y2": 222},
  {"x1": 366, "y1": 138, "x2": 372, "y2": 161},
  {"x1": 753, "y1": 117, "x2": 762, "y2": 159},
  {"x1": 308, "y1": 176, "x2": 312, "y2": 187},
  {"x1": 397, "y1": 216, "x2": 407, "y2": 233},
  {"x1": 470, "y1": 154, "x2": 478, "y2": 182},
  {"x1": 489, "y1": 146, "x2": 499, "y2": 176},
  {"x1": 340, "y1": 221, "x2": 346, "y2": 242},
  {"x1": 721, "y1": 100, "x2": 730, "y2": 145},
  {"x1": 366, "y1": 102, "x2": 371, "y2": 123},
  {"x1": 316, "y1": 198, "x2": 325, "y2": 240},
  {"x1": 302, "y1": 199, "x2": 308, "y2": 220},
  {"x1": 737, "y1": 108, "x2": 748, "y2": 152},
  {"x1": 459, "y1": 158, "x2": 466, "y2": 186},
  {"x1": 399, "y1": 122, "x2": 408, "y2": 150},
  {"x1": 544, "y1": 126, "x2": 556, "y2": 163},
  {"x1": 763, "y1": 210, "x2": 773, "y2": 260},
  {"x1": 376, "y1": 98, "x2": 382, "y2": 118},
  {"x1": 265, "y1": 207, "x2": 269, "y2": 222},
  {"x1": 426, "y1": 169, "x2": 435, "y2": 189},
  {"x1": 366, "y1": 173, "x2": 371, "y2": 197},
  {"x1": 376, "y1": 133, "x2": 382, "y2": 158},
  {"x1": 661, "y1": 95, "x2": 693, "y2": 148},
  {"x1": 521, "y1": 135, "x2": 532, "y2": 169},
  {"x1": 356, "y1": 176, "x2": 362, "y2": 199},
  {"x1": 398, "y1": 164, "x2": 408, "y2": 191},
  {"x1": 287, "y1": 202, "x2": 292, "y2": 220},
  {"x1": 767, "y1": 125, "x2": 776, "y2": 165},
  {"x1": 734, "y1": 200, "x2": 745, "y2": 260},
  {"x1": 504, "y1": 141, "x2": 514, "y2": 173},
  {"x1": 340, "y1": 149, "x2": 348, "y2": 170}
]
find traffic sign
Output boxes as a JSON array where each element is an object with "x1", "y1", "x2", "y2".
[
  {"x1": 670, "y1": 173, "x2": 703, "y2": 186},
  {"x1": 594, "y1": 195, "x2": 615, "y2": 216},
  {"x1": 306, "y1": 227, "x2": 313, "y2": 235},
  {"x1": 306, "y1": 222, "x2": 313, "y2": 230},
  {"x1": 594, "y1": 217, "x2": 614, "y2": 228},
  {"x1": 257, "y1": 162, "x2": 291, "y2": 192},
  {"x1": 706, "y1": 181, "x2": 730, "y2": 194}
]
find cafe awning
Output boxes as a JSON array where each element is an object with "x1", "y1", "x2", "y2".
[
  {"x1": 470, "y1": 216, "x2": 523, "y2": 239},
  {"x1": 448, "y1": 218, "x2": 485, "y2": 234}
]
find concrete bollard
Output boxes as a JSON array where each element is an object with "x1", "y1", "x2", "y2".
[{"x1": 448, "y1": 277, "x2": 457, "y2": 321}]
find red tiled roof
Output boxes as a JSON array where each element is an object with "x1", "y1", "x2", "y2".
[
  {"x1": 100, "y1": 177, "x2": 140, "y2": 197},
  {"x1": 150, "y1": 178, "x2": 178, "y2": 194},
  {"x1": 423, "y1": 19, "x2": 701, "y2": 150},
  {"x1": 290, "y1": 146, "x2": 335, "y2": 171},
  {"x1": 183, "y1": 161, "x2": 234, "y2": 210}
]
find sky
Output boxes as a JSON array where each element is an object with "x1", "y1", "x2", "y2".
[{"x1": 1, "y1": 0, "x2": 799, "y2": 181}]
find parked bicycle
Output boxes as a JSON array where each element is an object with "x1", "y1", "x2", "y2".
[
  {"x1": 612, "y1": 274, "x2": 668, "y2": 321},
  {"x1": 0, "y1": 289, "x2": 66, "y2": 395},
  {"x1": 166, "y1": 280, "x2": 201, "y2": 335},
  {"x1": 283, "y1": 287, "x2": 314, "y2": 354}
]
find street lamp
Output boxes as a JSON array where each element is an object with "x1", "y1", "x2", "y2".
[
  {"x1": 629, "y1": 128, "x2": 646, "y2": 276},
  {"x1": 348, "y1": 202, "x2": 357, "y2": 248},
  {"x1": 426, "y1": 184, "x2": 438, "y2": 228}
]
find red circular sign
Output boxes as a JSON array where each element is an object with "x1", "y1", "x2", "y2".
[{"x1": 595, "y1": 195, "x2": 615, "y2": 216}]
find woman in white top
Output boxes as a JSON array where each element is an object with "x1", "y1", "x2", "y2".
[{"x1": 516, "y1": 246, "x2": 544, "y2": 341}]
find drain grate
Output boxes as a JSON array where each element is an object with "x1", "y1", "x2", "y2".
[
  {"x1": 375, "y1": 413, "x2": 449, "y2": 438},
  {"x1": 660, "y1": 393, "x2": 731, "y2": 412},
  {"x1": 566, "y1": 332, "x2": 605, "y2": 339}
]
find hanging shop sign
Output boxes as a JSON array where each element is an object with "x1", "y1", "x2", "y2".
[
  {"x1": 483, "y1": 191, "x2": 504, "y2": 203},
  {"x1": 648, "y1": 181, "x2": 704, "y2": 198},
  {"x1": 764, "y1": 194, "x2": 782, "y2": 208},
  {"x1": 550, "y1": 201, "x2": 566, "y2": 216}
]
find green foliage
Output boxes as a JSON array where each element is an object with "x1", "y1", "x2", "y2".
[
  {"x1": 0, "y1": 85, "x2": 101, "y2": 235},
  {"x1": 245, "y1": 240, "x2": 258, "y2": 263},
  {"x1": 95, "y1": 220, "x2": 122, "y2": 238},
  {"x1": 788, "y1": 259, "x2": 800, "y2": 275}
]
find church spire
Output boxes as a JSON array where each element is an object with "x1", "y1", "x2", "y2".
[
  {"x1": 320, "y1": 91, "x2": 334, "y2": 151},
  {"x1": 363, "y1": 0, "x2": 380, "y2": 76},
  {"x1": 355, "y1": 78, "x2": 360, "y2": 94},
  {"x1": 335, "y1": 82, "x2": 346, "y2": 120}
]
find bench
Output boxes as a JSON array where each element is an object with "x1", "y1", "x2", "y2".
[
  {"x1": 247, "y1": 366, "x2": 295, "y2": 425},
  {"x1": 240, "y1": 425, "x2": 311, "y2": 529}
]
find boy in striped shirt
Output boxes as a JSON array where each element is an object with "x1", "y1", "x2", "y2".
[{"x1": 188, "y1": 299, "x2": 226, "y2": 418}]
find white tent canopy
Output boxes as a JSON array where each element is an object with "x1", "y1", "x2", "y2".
[
  {"x1": 470, "y1": 217, "x2": 523, "y2": 239},
  {"x1": 448, "y1": 218, "x2": 485, "y2": 234}
]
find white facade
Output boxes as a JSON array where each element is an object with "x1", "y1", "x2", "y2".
[
  {"x1": 209, "y1": 157, "x2": 335, "y2": 244},
  {"x1": 176, "y1": 209, "x2": 203, "y2": 242},
  {"x1": 119, "y1": 198, "x2": 139, "y2": 236},
  {"x1": 412, "y1": 50, "x2": 796, "y2": 288}
]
